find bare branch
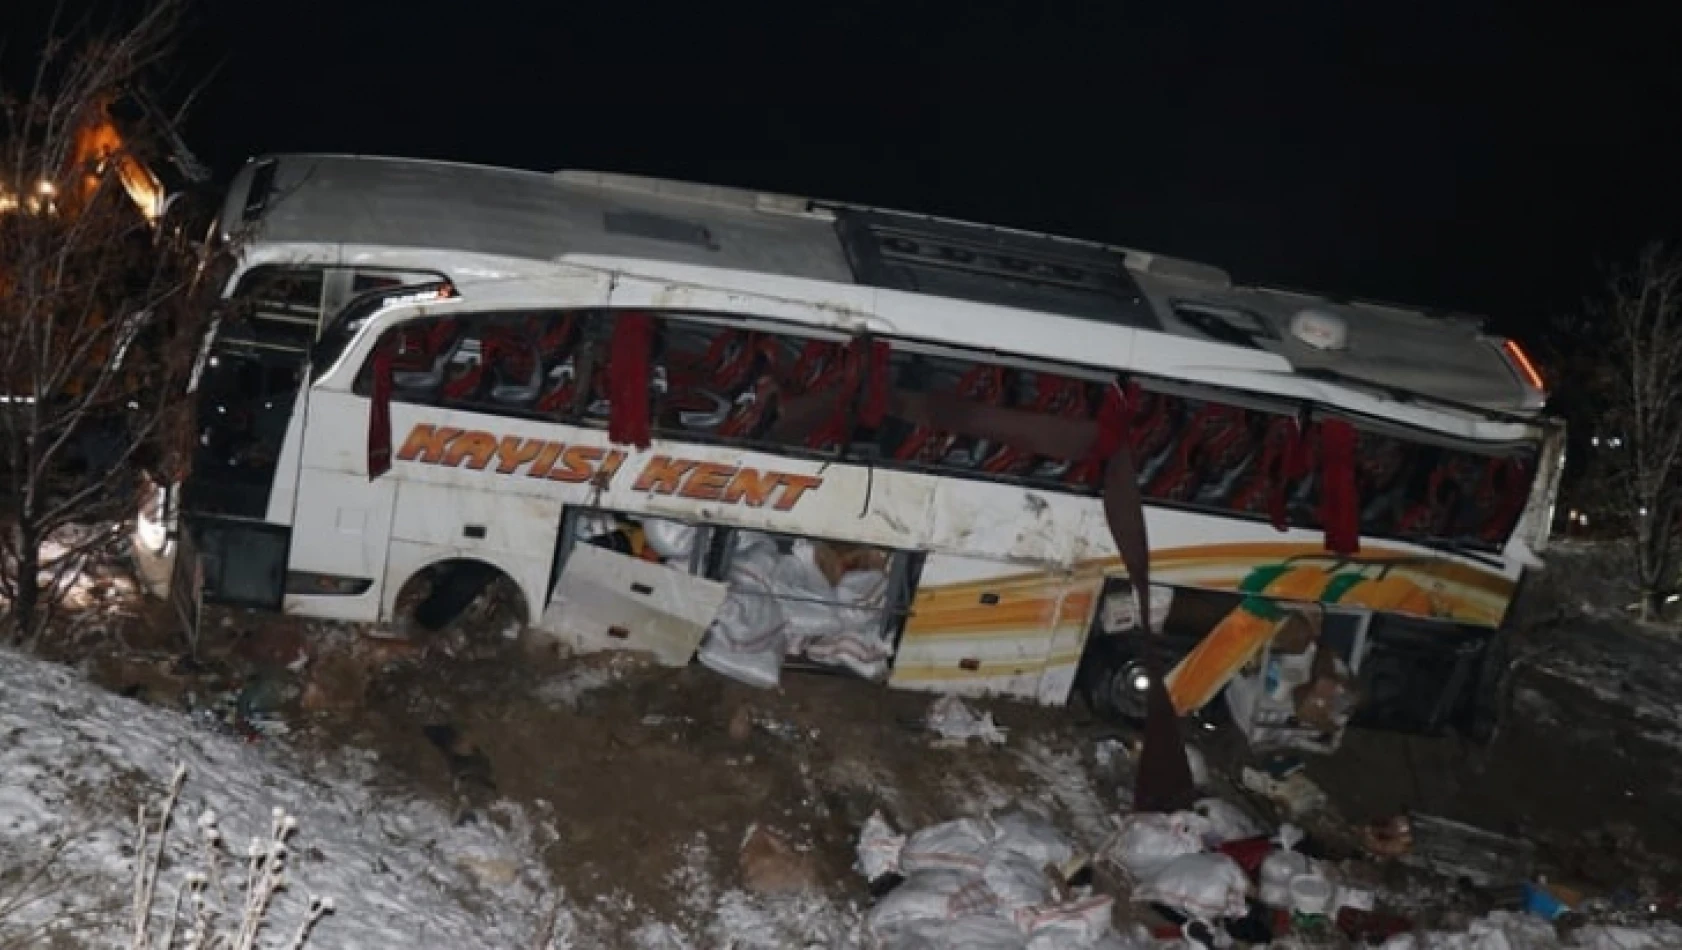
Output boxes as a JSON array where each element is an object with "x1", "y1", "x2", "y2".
[
  {"x1": 1, "y1": 0, "x2": 226, "y2": 642},
  {"x1": 1574, "y1": 241, "x2": 1682, "y2": 616}
]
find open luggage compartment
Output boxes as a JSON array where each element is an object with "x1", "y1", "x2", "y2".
[{"x1": 538, "y1": 506, "x2": 922, "y2": 687}]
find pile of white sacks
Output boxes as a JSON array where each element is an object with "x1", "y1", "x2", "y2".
[
  {"x1": 855, "y1": 809, "x2": 1157, "y2": 950},
  {"x1": 699, "y1": 533, "x2": 893, "y2": 689}
]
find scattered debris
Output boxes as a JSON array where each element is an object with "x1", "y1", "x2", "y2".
[
  {"x1": 926, "y1": 695, "x2": 1008, "y2": 746},
  {"x1": 855, "y1": 810, "x2": 906, "y2": 887},
  {"x1": 737, "y1": 824, "x2": 820, "y2": 896},
  {"x1": 1399, "y1": 814, "x2": 1537, "y2": 888},
  {"x1": 860, "y1": 808, "x2": 1120, "y2": 949},
  {"x1": 1241, "y1": 765, "x2": 1330, "y2": 820},
  {"x1": 1363, "y1": 815, "x2": 1416, "y2": 858}
]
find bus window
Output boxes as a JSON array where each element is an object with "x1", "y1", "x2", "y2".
[
  {"x1": 649, "y1": 314, "x2": 855, "y2": 458},
  {"x1": 221, "y1": 266, "x2": 325, "y2": 355},
  {"x1": 875, "y1": 342, "x2": 1105, "y2": 493},
  {"x1": 354, "y1": 309, "x2": 610, "y2": 424}
]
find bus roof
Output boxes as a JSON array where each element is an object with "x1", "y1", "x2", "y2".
[{"x1": 222, "y1": 153, "x2": 1549, "y2": 418}]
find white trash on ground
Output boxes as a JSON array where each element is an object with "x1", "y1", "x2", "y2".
[
  {"x1": 860, "y1": 808, "x2": 1123, "y2": 950},
  {"x1": 1129, "y1": 852, "x2": 1251, "y2": 920},
  {"x1": 1101, "y1": 811, "x2": 1212, "y2": 880},
  {"x1": 926, "y1": 695, "x2": 1008, "y2": 746},
  {"x1": 901, "y1": 818, "x2": 996, "y2": 875},
  {"x1": 1374, "y1": 911, "x2": 1682, "y2": 950},
  {"x1": 1191, "y1": 798, "x2": 1264, "y2": 845},
  {"x1": 858, "y1": 810, "x2": 907, "y2": 883}
]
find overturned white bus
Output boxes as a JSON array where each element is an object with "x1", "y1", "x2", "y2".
[{"x1": 140, "y1": 154, "x2": 1565, "y2": 742}]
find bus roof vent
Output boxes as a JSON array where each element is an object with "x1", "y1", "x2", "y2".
[
  {"x1": 556, "y1": 169, "x2": 828, "y2": 219},
  {"x1": 1125, "y1": 251, "x2": 1232, "y2": 288},
  {"x1": 832, "y1": 207, "x2": 1162, "y2": 330}
]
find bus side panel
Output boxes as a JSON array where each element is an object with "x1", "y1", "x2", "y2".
[
  {"x1": 888, "y1": 555, "x2": 1066, "y2": 702},
  {"x1": 1039, "y1": 573, "x2": 1104, "y2": 705},
  {"x1": 283, "y1": 468, "x2": 396, "y2": 621},
  {"x1": 282, "y1": 390, "x2": 396, "y2": 622},
  {"x1": 1074, "y1": 502, "x2": 1523, "y2": 631},
  {"x1": 384, "y1": 479, "x2": 563, "y2": 625}
]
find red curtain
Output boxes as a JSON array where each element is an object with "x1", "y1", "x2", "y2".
[
  {"x1": 857, "y1": 338, "x2": 892, "y2": 429},
  {"x1": 1318, "y1": 418, "x2": 1360, "y2": 554},
  {"x1": 608, "y1": 312, "x2": 655, "y2": 449},
  {"x1": 366, "y1": 340, "x2": 394, "y2": 480}
]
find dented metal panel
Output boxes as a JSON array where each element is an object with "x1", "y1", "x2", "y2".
[
  {"x1": 537, "y1": 545, "x2": 730, "y2": 667},
  {"x1": 888, "y1": 554, "x2": 1068, "y2": 703}
]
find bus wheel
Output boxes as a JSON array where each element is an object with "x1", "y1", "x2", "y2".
[
  {"x1": 398, "y1": 560, "x2": 525, "y2": 636},
  {"x1": 1078, "y1": 635, "x2": 1154, "y2": 725}
]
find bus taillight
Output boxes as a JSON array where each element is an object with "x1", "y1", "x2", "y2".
[{"x1": 1500, "y1": 338, "x2": 1545, "y2": 391}]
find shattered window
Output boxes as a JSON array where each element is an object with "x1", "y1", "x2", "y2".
[
  {"x1": 221, "y1": 265, "x2": 325, "y2": 355},
  {"x1": 649, "y1": 314, "x2": 868, "y2": 458},
  {"x1": 355, "y1": 308, "x2": 612, "y2": 424},
  {"x1": 874, "y1": 344, "x2": 1105, "y2": 493}
]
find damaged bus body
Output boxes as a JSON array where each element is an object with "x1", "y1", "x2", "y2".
[{"x1": 144, "y1": 154, "x2": 1565, "y2": 742}]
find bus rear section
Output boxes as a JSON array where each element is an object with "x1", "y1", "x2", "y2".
[{"x1": 177, "y1": 275, "x2": 1564, "y2": 744}]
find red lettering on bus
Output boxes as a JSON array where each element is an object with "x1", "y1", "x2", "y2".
[
  {"x1": 550, "y1": 445, "x2": 605, "y2": 483},
  {"x1": 495, "y1": 436, "x2": 544, "y2": 474},
  {"x1": 721, "y1": 468, "x2": 778, "y2": 508},
  {"x1": 527, "y1": 442, "x2": 563, "y2": 478},
  {"x1": 444, "y1": 431, "x2": 498, "y2": 469},
  {"x1": 633, "y1": 456, "x2": 695, "y2": 495},
  {"x1": 680, "y1": 462, "x2": 736, "y2": 501},
  {"x1": 773, "y1": 473, "x2": 823, "y2": 511},
  {"x1": 397, "y1": 424, "x2": 462, "y2": 464}
]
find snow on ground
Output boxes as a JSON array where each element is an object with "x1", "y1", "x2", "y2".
[
  {"x1": 630, "y1": 833, "x2": 862, "y2": 950},
  {"x1": 0, "y1": 647, "x2": 560, "y2": 948},
  {"x1": 0, "y1": 647, "x2": 895, "y2": 948}
]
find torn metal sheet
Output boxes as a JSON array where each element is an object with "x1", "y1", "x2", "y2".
[{"x1": 537, "y1": 544, "x2": 730, "y2": 667}]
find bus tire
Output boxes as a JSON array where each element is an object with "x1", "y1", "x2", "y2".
[
  {"x1": 409, "y1": 560, "x2": 503, "y2": 632},
  {"x1": 1078, "y1": 635, "x2": 1154, "y2": 725}
]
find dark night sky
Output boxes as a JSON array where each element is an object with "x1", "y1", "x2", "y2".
[{"x1": 21, "y1": 2, "x2": 1682, "y2": 337}]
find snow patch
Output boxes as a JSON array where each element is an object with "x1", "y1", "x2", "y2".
[{"x1": 0, "y1": 648, "x2": 555, "y2": 948}]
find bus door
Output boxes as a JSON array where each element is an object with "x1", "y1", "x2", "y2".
[{"x1": 282, "y1": 382, "x2": 398, "y2": 622}]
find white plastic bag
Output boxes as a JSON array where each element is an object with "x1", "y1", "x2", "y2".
[
  {"x1": 858, "y1": 810, "x2": 906, "y2": 882},
  {"x1": 804, "y1": 631, "x2": 893, "y2": 681},
  {"x1": 981, "y1": 852, "x2": 1052, "y2": 914},
  {"x1": 641, "y1": 517, "x2": 697, "y2": 561},
  {"x1": 901, "y1": 818, "x2": 996, "y2": 875},
  {"x1": 772, "y1": 541, "x2": 848, "y2": 650},
  {"x1": 926, "y1": 695, "x2": 1007, "y2": 745},
  {"x1": 866, "y1": 871, "x2": 973, "y2": 932},
  {"x1": 696, "y1": 540, "x2": 789, "y2": 689},
  {"x1": 1016, "y1": 894, "x2": 1115, "y2": 944},
  {"x1": 989, "y1": 810, "x2": 1075, "y2": 869},
  {"x1": 1131, "y1": 852, "x2": 1251, "y2": 920},
  {"x1": 874, "y1": 915, "x2": 1028, "y2": 950},
  {"x1": 1192, "y1": 798, "x2": 1264, "y2": 845},
  {"x1": 795, "y1": 563, "x2": 893, "y2": 678},
  {"x1": 1104, "y1": 812, "x2": 1210, "y2": 880}
]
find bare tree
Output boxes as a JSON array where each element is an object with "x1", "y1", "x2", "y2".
[
  {"x1": 1572, "y1": 243, "x2": 1682, "y2": 619},
  {"x1": 0, "y1": 0, "x2": 224, "y2": 642}
]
